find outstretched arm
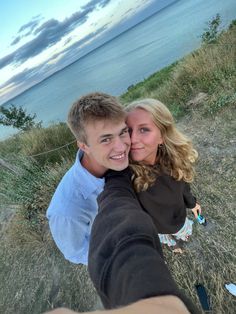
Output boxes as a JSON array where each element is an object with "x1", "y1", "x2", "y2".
[{"x1": 88, "y1": 168, "x2": 199, "y2": 313}]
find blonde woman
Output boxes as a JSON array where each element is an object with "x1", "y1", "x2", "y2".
[{"x1": 125, "y1": 98, "x2": 202, "y2": 253}]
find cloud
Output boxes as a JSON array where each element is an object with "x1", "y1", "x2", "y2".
[
  {"x1": 10, "y1": 16, "x2": 43, "y2": 46},
  {"x1": 0, "y1": 10, "x2": 93, "y2": 69},
  {"x1": 18, "y1": 18, "x2": 41, "y2": 34},
  {"x1": 11, "y1": 36, "x2": 22, "y2": 46},
  {"x1": 81, "y1": 0, "x2": 112, "y2": 11}
]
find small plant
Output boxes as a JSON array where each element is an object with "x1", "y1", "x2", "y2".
[
  {"x1": 229, "y1": 19, "x2": 236, "y2": 30},
  {"x1": 201, "y1": 14, "x2": 221, "y2": 44},
  {"x1": 0, "y1": 104, "x2": 42, "y2": 131},
  {"x1": 206, "y1": 92, "x2": 236, "y2": 115}
]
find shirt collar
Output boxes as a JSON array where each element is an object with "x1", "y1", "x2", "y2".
[{"x1": 74, "y1": 150, "x2": 104, "y2": 199}]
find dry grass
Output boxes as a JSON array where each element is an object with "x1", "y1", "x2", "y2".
[
  {"x1": 163, "y1": 104, "x2": 236, "y2": 313},
  {"x1": 0, "y1": 233, "x2": 99, "y2": 314}
]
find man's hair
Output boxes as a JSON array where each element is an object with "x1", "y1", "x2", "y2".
[{"x1": 67, "y1": 92, "x2": 125, "y2": 142}]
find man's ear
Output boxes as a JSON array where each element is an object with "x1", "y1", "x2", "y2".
[{"x1": 77, "y1": 140, "x2": 90, "y2": 154}]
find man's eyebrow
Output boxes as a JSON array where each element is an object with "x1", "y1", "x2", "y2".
[
  {"x1": 99, "y1": 127, "x2": 128, "y2": 139},
  {"x1": 99, "y1": 133, "x2": 113, "y2": 139}
]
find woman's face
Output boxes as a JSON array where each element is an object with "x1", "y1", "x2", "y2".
[{"x1": 126, "y1": 108, "x2": 163, "y2": 165}]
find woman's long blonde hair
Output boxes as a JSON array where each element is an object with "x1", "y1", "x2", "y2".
[{"x1": 125, "y1": 99, "x2": 198, "y2": 192}]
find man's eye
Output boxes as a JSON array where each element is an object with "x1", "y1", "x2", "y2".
[
  {"x1": 101, "y1": 138, "x2": 111, "y2": 143},
  {"x1": 121, "y1": 129, "x2": 129, "y2": 136}
]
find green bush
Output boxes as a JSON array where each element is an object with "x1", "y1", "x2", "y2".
[
  {"x1": 201, "y1": 13, "x2": 221, "y2": 44},
  {"x1": 0, "y1": 104, "x2": 42, "y2": 131}
]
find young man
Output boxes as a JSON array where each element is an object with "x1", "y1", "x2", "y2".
[{"x1": 46, "y1": 92, "x2": 130, "y2": 265}]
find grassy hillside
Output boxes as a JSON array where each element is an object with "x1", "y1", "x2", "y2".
[{"x1": 0, "y1": 24, "x2": 235, "y2": 314}]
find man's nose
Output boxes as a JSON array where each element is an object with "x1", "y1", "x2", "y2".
[{"x1": 114, "y1": 137, "x2": 127, "y2": 151}]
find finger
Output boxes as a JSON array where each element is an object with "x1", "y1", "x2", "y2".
[{"x1": 192, "y1": 209, "x2": 198, "y2": 219}]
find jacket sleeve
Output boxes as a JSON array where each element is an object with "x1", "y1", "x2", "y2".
[
  {"x1": 183, "y1": 182, "x2": 197, "y2": 209},
  {"x1": 88, "y1": 168, "x2": 199, "y2": 313}
]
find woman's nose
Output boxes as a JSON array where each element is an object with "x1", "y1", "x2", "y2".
[{"x1": 130, "y1": 131, "x2": 138, "y2": 144}]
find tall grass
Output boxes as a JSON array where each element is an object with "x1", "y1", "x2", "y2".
[
  {"x1": 0, "y1": 122, "x2": 77, "y2": 166},
  {"x1": 1, "y1": 156, "x2": 73, "y2": 239}
]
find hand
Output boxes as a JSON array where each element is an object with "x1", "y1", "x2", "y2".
[
  {"x1": 44, "y1": 296, "x2": 190, "y2": 314},
  {"x1": 191, "y1": 203, "x2": 201, "y2": 219}
]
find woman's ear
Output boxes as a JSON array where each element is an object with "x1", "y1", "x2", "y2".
[{"x1": 159, "y1": 136, "x2": 164, "y2": 145}]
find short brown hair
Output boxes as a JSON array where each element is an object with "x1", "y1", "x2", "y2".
[{"x1": 67, "y1": 92, "x2": 125, "y2": 142}]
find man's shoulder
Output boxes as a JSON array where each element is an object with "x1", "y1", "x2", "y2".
[{"x1": 46, "y1": 165, "x2": 87, "y2": 217}]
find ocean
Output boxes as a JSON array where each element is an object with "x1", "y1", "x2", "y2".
[{"x1": 1, "y1": 0, "x2": 236, "y2": 140}]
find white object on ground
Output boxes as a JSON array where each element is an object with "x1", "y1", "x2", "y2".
[{"x1": 225, "y1": 283, "x2": 236, "y2": 296}]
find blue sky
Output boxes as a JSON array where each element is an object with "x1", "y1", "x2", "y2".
[{"x1": 0, "y1": 0, "x2": 176, "y2": 105}]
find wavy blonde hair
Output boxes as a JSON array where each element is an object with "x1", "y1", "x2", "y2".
[{"x1": 125, "y1": 99, "x2": 198, "y2": 192}]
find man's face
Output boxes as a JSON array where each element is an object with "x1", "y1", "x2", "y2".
[{"x1": 79, "y1": 119, "x2": 131, "y2": 175}]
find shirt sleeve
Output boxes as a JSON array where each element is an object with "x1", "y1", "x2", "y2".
[
  {"x1": 48, "y1": 214, "x2": 89, "y2": 265},
  {"x1": 183, "y1": 182, "x2": 196, "y2": 209}
]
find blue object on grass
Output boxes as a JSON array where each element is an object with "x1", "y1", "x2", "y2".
[
  {"x1": 197, "y1": 214, "x2": 207, "y2": 226},
  {"x1": 195, "y1": 284, "x2": 211, "y2": 311}
]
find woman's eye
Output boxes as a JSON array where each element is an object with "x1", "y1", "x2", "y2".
[{"x1": 140, "y1": 128, "x2": 149, "y2": 133}]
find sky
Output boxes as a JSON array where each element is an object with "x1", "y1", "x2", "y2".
[{"x1": 0, "y1": 0, "x2": 175, "y2": 105}]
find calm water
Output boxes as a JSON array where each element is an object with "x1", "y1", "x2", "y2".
[{"x1": 1, "y1": 0, "x2": 236, "y2": 140}]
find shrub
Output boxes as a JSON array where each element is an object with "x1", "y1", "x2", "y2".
[
  {"x1": 228, "y1": 19, "x2": 236, "y2": 30},
  {"x1": 201, "y1": 13, "x2": 221, "y2": 44},
  {"x1": 0, "y1": 104, "x2": 42, "y2": 131}
]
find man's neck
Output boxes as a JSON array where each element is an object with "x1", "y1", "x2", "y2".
[{"x1": 81, "y1": 153, "x2": 107, "y2": 178}]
